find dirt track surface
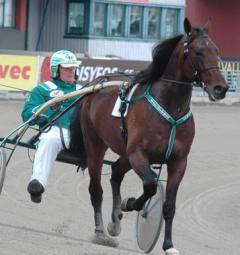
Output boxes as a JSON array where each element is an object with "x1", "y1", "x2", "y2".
[{"x1": 0, "y1": 101, "x2": 240, "y2": 255}]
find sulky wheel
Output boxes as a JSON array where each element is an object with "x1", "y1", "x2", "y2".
[{"x1": 135, "y1": 181, "x2": 165, "y2": 253}]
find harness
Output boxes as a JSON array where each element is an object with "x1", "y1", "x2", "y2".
[
  {"x1": 183, "y1": 33, "x2": 220, "y2": 90},
  {"x1": 144, "y1": 84, "x2": 192, "y2": 162},
  {"x1": 118, "y1": 82, "x2": 134, "y2": 144},
  {"x1": 120, "y1": 83, "x2": 192, "y2": 162}
]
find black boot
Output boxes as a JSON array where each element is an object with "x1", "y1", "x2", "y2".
[{"x1": 27, "y1": 179, "x2": 44, "y2": 203}]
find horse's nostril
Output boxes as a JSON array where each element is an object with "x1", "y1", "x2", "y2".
[
  {"x1": 214, "y1": 85, "x2": 226, "y2": 95},
  {"x1": 213, "y1": 85, "x2": 228, "y2": 100}
]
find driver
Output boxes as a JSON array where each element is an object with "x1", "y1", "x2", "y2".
[{"x1": 21, "y1": 50, "x2": 81, "y2": 203}]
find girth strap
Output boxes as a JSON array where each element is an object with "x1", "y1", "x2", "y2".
[{"x1": 118, "y1": 82, "x2": 135, "y2": 144}]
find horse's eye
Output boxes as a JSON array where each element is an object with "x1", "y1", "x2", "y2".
[{"x1": 196, "y1": 51, "x2": 204, "y2": 57}]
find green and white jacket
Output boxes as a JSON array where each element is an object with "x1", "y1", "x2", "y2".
[{"x1": 21, "y1": 79, "x2": 80, "y2": 129}]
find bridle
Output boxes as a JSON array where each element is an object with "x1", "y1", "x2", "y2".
[{"x1": 183, "y1": 32, "x2": 220, "y2": 90}]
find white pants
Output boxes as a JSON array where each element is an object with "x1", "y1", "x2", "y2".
[{"x1": 31, "y1": 126, "x2": 70, "y2": 189}]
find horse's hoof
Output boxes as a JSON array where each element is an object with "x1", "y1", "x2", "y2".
[
  {"x1": 121, "y1": 197, "x2": 135, "y2": 212},
  {"x1": 91, "y1": 231, "x2": 119, "y2": 248},
  {"x1": 165, "y1": 248, "x2": 179, "y2": 255},
  {"x1": 107, "y1": 221, "x2": 121, "y2": 237}
]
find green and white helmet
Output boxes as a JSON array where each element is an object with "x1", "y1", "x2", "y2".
[{"x1": 50, "y1": 50, "x2": 81, "y2": 78}]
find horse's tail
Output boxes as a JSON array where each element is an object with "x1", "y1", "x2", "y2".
[{"x1": 69, "y1": 104, "x2": 88, "y2": 170}]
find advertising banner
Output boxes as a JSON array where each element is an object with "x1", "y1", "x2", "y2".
[
  {"x1": 1, "y1": 53, "x2": 239, "y2": 93},
  {"x1": 219, "y1": 59, "x2": 240, "y2": 92},
  {"x1": 40, "y1": 56, "x2": 150, "y2": 85},
  {"x1": 0, "y1": 55, "x2": 38, "y2": 91}
]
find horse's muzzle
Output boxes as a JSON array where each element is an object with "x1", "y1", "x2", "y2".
[
  {"x1": 204, "y1": 84, "x2": 228, "y2": 101},
  {"x1": 213, "y1": 85, "x2": 229, "y2": 100}
]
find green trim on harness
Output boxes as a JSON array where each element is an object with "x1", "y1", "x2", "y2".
[
  {"x1": 124, "y1": 83, "x2": 192, "y2": 162},
  {"x1": 124, "y1": 93, "x2": 145, "y2": 103}
]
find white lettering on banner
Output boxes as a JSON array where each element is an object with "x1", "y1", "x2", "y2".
[
  {"x1": 125, "y1": 69, "x2": 135, "y2": 74},
  {"x1": 78, "y1": 66, "x2": 134, "y2": 82},
  {"x1": 219, "y1": 61, "x2": 240, "y2": 72}
]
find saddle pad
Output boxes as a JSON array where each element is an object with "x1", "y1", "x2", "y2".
[{"x1": 112, "y1": 84, "x2": 138, "y2": 117}]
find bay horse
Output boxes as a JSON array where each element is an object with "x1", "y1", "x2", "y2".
[{"x1": 69, "y1": 18, "x2": 228, "y2": 254}]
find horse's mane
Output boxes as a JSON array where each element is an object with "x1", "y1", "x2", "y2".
[{"x1": 133, "y1": 34, "x2": 184, "y2": 84}]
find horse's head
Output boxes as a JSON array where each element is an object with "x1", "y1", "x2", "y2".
[{"x1": 182, "y1": 18, "x2": 228, "y2": 101}]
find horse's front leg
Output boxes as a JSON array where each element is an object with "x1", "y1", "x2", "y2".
[
  {"x1": 121, "y1": 150, "x2": 157, "y2": 212},
  {"x1": 107, "y1": 156, "x2": 131, "y2": 236},
  {"x1": 163, "y1": 158, "x2": 187, "y2": 255}
]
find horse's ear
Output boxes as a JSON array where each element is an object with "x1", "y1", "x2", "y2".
[
  {"x1": 184, "y1": 18, "x2": 192, "y2": 35},
  {"x1": 203, "y1": 17, "x2": 212, "y2": 34}
]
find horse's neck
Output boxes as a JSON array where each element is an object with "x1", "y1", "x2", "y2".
[{"x1": 152, "y1": 49, "x2": 192, "y2": 117}]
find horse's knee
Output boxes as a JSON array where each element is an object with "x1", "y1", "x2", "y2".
[
  {"x1": 163, "y1": 184, "x2": 178, "y2": 220},
  {"x1": 111, "y1": 160, "x2": 126, "y2": 183},
  {"x1": 163, "y1": 201, "x2": 175, "y2": 220},
  {"x1": 126, "y1": 180, "x2": 157, "y2": 212},
  {"x1": 143, "y1": 179, "x2": 157, "y2": 198},
  {"x1": 110, "y1": 171, "x2": 124, "y2": 185},
  {"x1": 89, "y1": 183, "x2": 103, "y2": 207},
  {"x1": 110, "y1": 164, "x2": 123, "y2": 191}
]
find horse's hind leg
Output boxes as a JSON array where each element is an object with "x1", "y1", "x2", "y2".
[
  {"x1": 88, "y1": 155, "x2": 105, "y2": 235},
  {"x1": 107, "y1": 156, "x2": 131, "y2": 236},
  {"x1": 87, "y1": 143, "x2": 118, "y2": 247},
  {"x1": 162, "y1": 158, "x2": 187, "y2": 255},
  {"x1": 121, "y1": 150, "x2": 157, "y2": 212}
]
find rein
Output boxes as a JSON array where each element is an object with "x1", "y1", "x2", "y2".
[
  {"x1": 160, "y1": 78, "x2": 192, "y2": 86},
  {"x1": 0, "y1": 83, "x2": 54, "y2": 100}
]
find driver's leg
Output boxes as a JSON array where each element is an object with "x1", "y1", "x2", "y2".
[{"x1": 28, "y1": 126, "x2": 70, "y2": 203}]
